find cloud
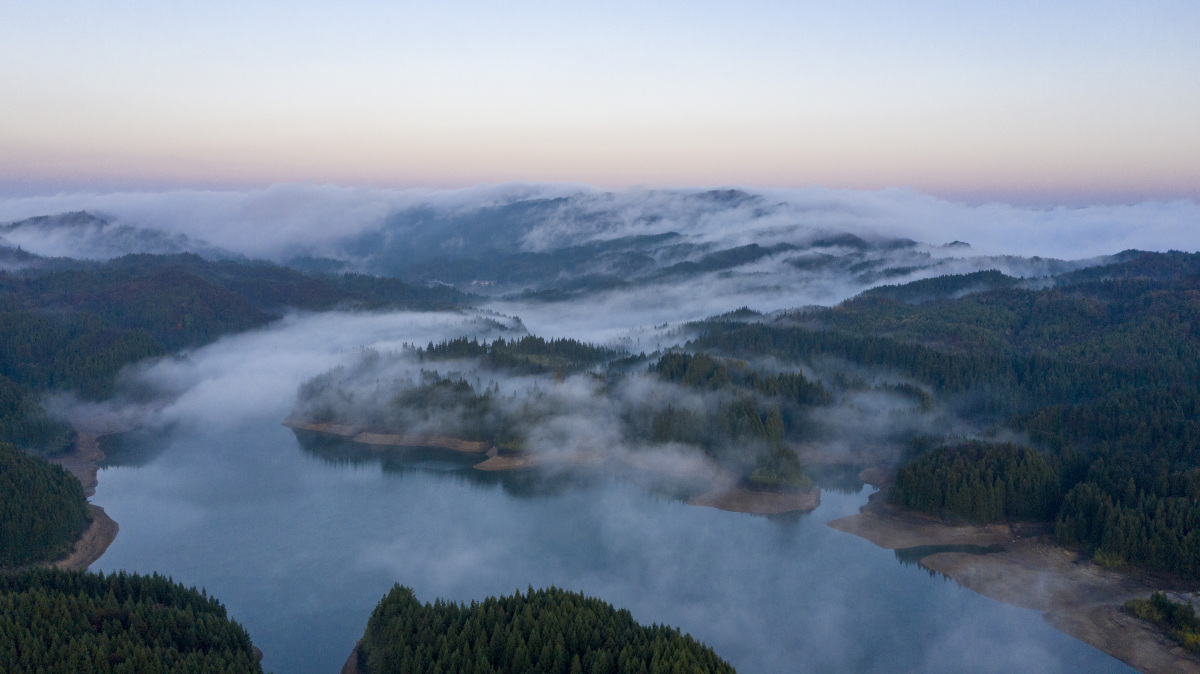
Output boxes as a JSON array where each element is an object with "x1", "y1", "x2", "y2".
[{"x1": 0, "y1": 184, "x2": 1196, "y2": 266}]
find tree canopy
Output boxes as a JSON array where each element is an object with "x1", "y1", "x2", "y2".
[{"x1": 359, "y1": 585, "x2": 736, "y2": 674}]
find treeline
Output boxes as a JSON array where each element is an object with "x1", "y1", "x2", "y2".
[
  {"x1": 299, "y1": 348, "x2": 823, "y2": 489},
  {"x1": 0, "y1": 250, "x2": 470, "y2": 453},
  {"x1": 0, "y1": 440, "x2": 91, "y2": 567},
  {"x1": 0, "y1": 567, "x2": 263, "y2": 673},
  {"x1": 415, "y1": 336, "x2": 622, "y2": 374},
  {"x1": 889, "y1": 442, "x2": 1061, "y2": 523},
  {"x1": 358, "y1": 585, "x2": 735, "y2": 674},
  {"x1": 690, "y1": 251, "x2": 1200, "y2": 577},
  {"x1": 391, "y1": 376, "x2": 519, "y2": 449},
  {"x1": 654, "y1": 352, "x2": 831, "y2": 406},
  {"x1": 860, "y1": 269, "x2": 1017, "y2": 304},
  {"x1": 1124, "y1": 593, "x2": 1200, "y2": 655}
]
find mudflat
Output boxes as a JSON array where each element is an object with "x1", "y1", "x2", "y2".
[{"x1": 829, "y1": 491, "x2": 1200, "y2": 674}]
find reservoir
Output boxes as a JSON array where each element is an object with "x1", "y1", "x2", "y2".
[
  {"x1": 91, "y1": 422, "x2": 1132, "y2": 673},
  {"x1": 83, "y1": 311, "x2": 1133, "y2": 673}
]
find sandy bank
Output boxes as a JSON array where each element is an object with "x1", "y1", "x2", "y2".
[
  {"x1": 472, "y1": 453, "x2": 548, "y2": 471},
  {"x1": 38, "y1": 433, "x2": 120, "y2": 571},
  {"x1": 51, "y1": 505, "x2": 118, "y2": 572},
  {"x1": 283, "y1": 418, "x2": 360, "y2": 438},
  {"x1": 689, "y1": 486, "x2": 820, "y2": 515},
  {"x1": 828, "y1": 492, "x2": 1027, "y2": 549},
  {"x1": 50, "y1": 432, "x2": 105, "y2": 498},
  {"x1": 924, "y1": 542, "x2": 1199, "y2": 674},
  {"x1": 829, "y1": 492, "x2": 1200, "y2": 674},
  {"x1": 355, "y1": 432, "x2": 490, "y2": 454}
]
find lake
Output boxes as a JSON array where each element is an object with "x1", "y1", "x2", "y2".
[{"x1": 91, "y1": 419, "x2": 1133, "y2": 673}]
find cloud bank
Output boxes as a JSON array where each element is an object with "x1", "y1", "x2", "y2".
[{"x1": 0, "y1": 184, "x2": 1196, "y2": 264}]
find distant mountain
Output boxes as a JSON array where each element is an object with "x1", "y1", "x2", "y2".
[
  {"x1": 5, "y1": 192, "x2": 1121, "y2": 311},
  {"x1": 267, "y1": 190, "x2": 1110, "y2": 305},
  {"x1": 0, "y1": 211, "x2": 234, "y2": 261}
]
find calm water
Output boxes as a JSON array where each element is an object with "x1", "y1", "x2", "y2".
[{"x1": 91, "y1": 420, "x2": 1133, "y2": 674}]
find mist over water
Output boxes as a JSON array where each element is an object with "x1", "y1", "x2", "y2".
[
  {"x1": 11, "y1": 184, "x2": 1183, "y2": 671},
  {"x1": 76, "y1": 309, "x2": 1133, "y2": 673}
]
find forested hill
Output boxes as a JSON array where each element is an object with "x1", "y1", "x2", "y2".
[
  {"x1": 0, "y1": 248, "x2": 472, "y2": 453},
  {"x1": 0, "y1": 568, "x2": 263, "y2": 673},
  {"x1": 0, "y1": 440, "x2": 91, "y2": 567},
  {"x1": 688, "y1": 250, "x2": 1200, "y2": 578},
  {"x1": 358, "y1": 585, "x2": 736, "y2": 674}
]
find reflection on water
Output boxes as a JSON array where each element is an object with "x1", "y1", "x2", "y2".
[
  {"x1": 91, "y1": 419, "x2": 1134, "y2": 674},
  {"x1": 292, "y1": 428, "x2": 719, "y2": 504},
  {"x1": 804, "y1": 463, "x2": 867, "y2": 495},
  {"x1": 98, "y1": 426, "x2": 177, "y2": 468},
  {"x1": 893, "y1": 544, "x2": 1008, "y2": 581},
  {"x1": 894, "y1": 543, "x2": 1007, "y2": 567}
]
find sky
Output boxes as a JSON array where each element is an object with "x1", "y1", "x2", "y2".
[{"x1": 2, "y1": 1, "x2": 1198, "y2": 203}]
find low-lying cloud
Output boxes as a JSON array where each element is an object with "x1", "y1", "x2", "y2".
[{"x1": 1, "y1": 184, "x2": 1197, "y2": 264}]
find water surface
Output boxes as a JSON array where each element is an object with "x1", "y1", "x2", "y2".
[{"x1": 93, "y1": 420, "x2": 1133, "y2": 673}]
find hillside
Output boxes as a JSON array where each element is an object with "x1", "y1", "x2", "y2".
[
  {"x1": 0, "y1": 247, "x2": 471, "y2": 453},
  {"x1": 0, "y1": 568, "x2": 263, "y2": 673},
  {"x1": 689, "y1": 250, "x2": 1200, "y2": 577},
  {"x1": 357, "y1": 585, "x2": 735, "y2": 674}
]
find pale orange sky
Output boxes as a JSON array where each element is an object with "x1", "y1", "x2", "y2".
[{"x1": 2, "y1": 1, "x2": 1198, "y2": 203}]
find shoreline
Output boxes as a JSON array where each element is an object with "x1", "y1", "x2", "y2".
[
  {"x1": 52, "y1": 505, "x2": 118, "y2": 571},
  {"x1": 828, "y1": 490, "x2": 1200, "y2": 674},
  {"x1": 288, "y1": 418, "x2": 822, "y2": 516},
  {"x1": 50, "y1": 432, "x2": 105, "y2": 498},
  {"x1": 45, "y1": 432, "x2": 120, "y2": 571},
  {"x1": 688, "y1": 485, "x2": 820, "y2": 515},
  {"x1": 341, "y1": 643, "x2": 362, "y2": 674},
  {"x1": 284, "y1": 418, "x2": 492, "y2": 454}
]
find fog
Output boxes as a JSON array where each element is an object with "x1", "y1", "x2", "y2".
[
  {"x1": 2, "y1": 184, "x2": 1197, "y2": 264},
  {"x1": 74, "y1": 307, "x2": 1127, "y2": 672},
  {"x1": 9, "y1": 183, "x2": 1157, "y2": 672}
]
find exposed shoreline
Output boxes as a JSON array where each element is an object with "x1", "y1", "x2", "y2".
[
  {"x1": 284, "y1": 418, "x2": 492, "y2": 454},
  {"x1": 53, "y1": 505, "x2": 118, "y2": 572},
  {"x1": 341, "y1": 643, "x2": 362, "y2": 674},
  {"x1": 829, "y1": 489, "x2": 1200, "y2": 674},
  {"x1": 688, "y1": 485, "x2": 820, "y2": 515},
  {"x1": 50, "y1": 432, "x2": 105, "y2": 498},
  {"x1": 45, "y1": 432, "x2": 119, "y2": 571},
  {"x1": 286, "y1": 418, "x2": 822, "y2": 516}
]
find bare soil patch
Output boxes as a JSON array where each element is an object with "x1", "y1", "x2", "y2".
[
  {"x1": 829, "y1": 491, "x2": 1200, "y2": 674},
  {"x1": 50, "y1": 432, "x2": 105, "y2": 498},
  {"x1": 51, "y1": 505, "x2": 118, "y2": 572}
]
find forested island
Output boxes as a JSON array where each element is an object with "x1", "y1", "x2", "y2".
[
  {"x1": 289, "y1": 335, "x2": 835, "y2": 513},
  {"x1": 352, "y1": 585, "x2": 736, "y2": 674}
]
